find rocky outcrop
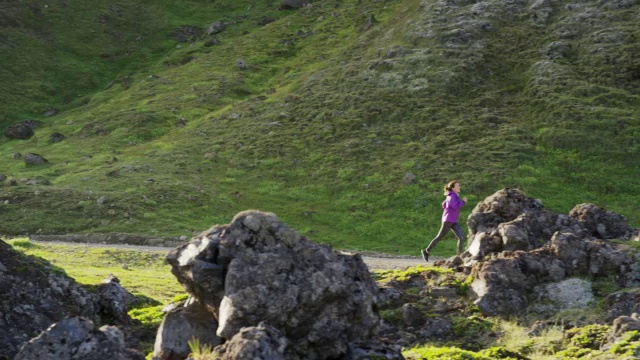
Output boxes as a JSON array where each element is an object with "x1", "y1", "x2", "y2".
[
  {"x1": 0, "y1": 240, "x2": 139, "y2": 359},
  {"x1": 14, "y1": 316, "x2": 144, "y2": 360},
  {"x1": 462, "y1": 188, "x2": 639, "y2": 317},
  {"x1": 159, "y1": 210, "x2": 392, "y2": 360}
]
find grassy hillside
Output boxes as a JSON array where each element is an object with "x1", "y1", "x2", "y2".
[{"x1": 1, "y1": 0, "x2": 638, "y2": 256}]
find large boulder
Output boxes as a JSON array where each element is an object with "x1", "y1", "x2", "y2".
[
  {"x1": 165, "y1": 210, "x2": 384, "y2": 360},
  {"x1": 14, "y1": 316, "x2": 144, "y2": 360}
]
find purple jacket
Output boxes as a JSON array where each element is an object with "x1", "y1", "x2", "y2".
[{"x1": 441, "y1": 191, "x2": 466, "y2": 223}]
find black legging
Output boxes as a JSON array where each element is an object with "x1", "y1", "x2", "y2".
[{"x1": 426, "y1": 221, "x2": 465, "y2": 255}]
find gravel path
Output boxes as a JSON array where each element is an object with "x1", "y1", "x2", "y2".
[{"x1": 32, "y1": 241, "x2": 429, "y2": 271}]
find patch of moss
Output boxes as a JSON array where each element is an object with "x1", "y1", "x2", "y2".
[
  {"x1": 380, "y1": 308, "x2": 404, "y2": 327},
  {"x1": 374, "y1": 265, "x2": 453, "y2": 283},
  {"x1": 608, "y1": 330, "x2": 640, "y2": 357},
  {"x1": 566, "y1": 324, "x2": 610, "y2": 350},
  {"x1": 451, "y1": 316, "x2": 495, "y2": 339}
]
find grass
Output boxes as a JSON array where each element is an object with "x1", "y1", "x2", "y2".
[
  {"x1": 5, "y1": 238, "x2": 183, "y2": 303},
  {"x1": 6, "y1": 240, "x2": 640, "y2": 359},
  {"x1": 0, "y1": 0, "x2": 639, "y2": 258}
]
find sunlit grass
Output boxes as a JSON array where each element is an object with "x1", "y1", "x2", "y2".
[{"x1": 6, "y1": 238, "x2": 183, "y2": 303}]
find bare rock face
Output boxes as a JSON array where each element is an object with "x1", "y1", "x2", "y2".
[
  {"x1": 14, "y1": 316, "x2": 144, "y2": 360},
  {"x1": 165, "y1": 210, "x2": 383, "y2": 360}
]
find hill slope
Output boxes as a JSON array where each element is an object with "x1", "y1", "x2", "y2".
[{"x1": 0, "y1": 0, "x2": 638, "y2": 256}]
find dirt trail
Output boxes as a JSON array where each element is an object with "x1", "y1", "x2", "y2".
[{"x1": 32, "y1": 241, "x2": 428, "y2": 271}]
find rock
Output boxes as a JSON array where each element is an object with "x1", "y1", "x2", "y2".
[
  {"x1": 4, "y1": 122, "x2": 34, "y2": 139},
  {"x1": 96, "y1": 275, "x2": 135, "y2": 325},
  {"x1": 347, "y1": 342, "x2": 404, "y2": 360},
  {"x1": 538, "y1": 278, "x2": 595, "y2": 309},
  {"x1": 403, "y1": 172, "x2": 417, "y2": 185},
  {"x1": 419, "y1": 317, "x2": 453, "y2": 339},
  {"x1": 165, "y1": 210, "x2": 382, "y2": 359},
  {"x1": 213, "y1": 322, "x2": 287, "y2": 360},
  {"x1": 402, "y1": 303, "x2": 427, "y2": 328},
  {"x1": 470, "y1": 255, "x2": 530, "y2": 317},
  {"x1": 569, "y1": 203, "x2": 632, "y2": 239},
  {"x1": 607, "y1": 314, "x2": 640, "y2": 343},
  {"x1": 281, "y1": 0, "x2": 311, "y2": 9},
  {"x1": 204, "y1": 37, "x2": 219, "y2": 47},
  {"x1": 97, "y1": 196, "x2": 108, "y2": 205},
  {"x1": 48, "y1": 132, "x2": 65, "y2": 143},
  {"x1": 14, "y1": 316, "x2": 144, "y2": 360},
  {"x1": 24, "y1": 153, "x2": 48, "y2": 165},
  {"x1": 604, "y1": 289, "x2": 640, "y2": 321},
  {"x1": 235, "y1": 58, "x2": 248, "y2": 69},
  {"x1": 25, "y1": 178, "x2": 50, "y2": 186},
  {"x1": 206, "y1": 21, "x2": 225, "y2": 36},
  {"x1": 0, "y1": 174, "x2": 6, "y2": 182},
  {"x1": 466, "y1": 188, "x2": 561, "y2": 257},
  {"x1": 0, "y1": 240, "x2": 100, "y2": 359},
  {"x1": 153, "y1": 300, "x2": 221, "y2": 360},
  {"x1": 171, "y1": 25, "x2": 202, "y2": 43}
]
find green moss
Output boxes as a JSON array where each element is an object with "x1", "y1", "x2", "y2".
[
  {"x1": 403, "y1": 345, "x2": 489, "y2": 359},
  {"x1": 379, "y1": 308, "x2": 404, "y2": 327},
  {"x1": 478, "y1": 347, "x2": 529, "y2": 359},
  {"x1": 608, "y1": 330, "x2": 640, "y2": 357},
  {"x1": 566, "y1": 324, "x2": 610, "y2": 350},
  {"x1": 451, "y1": 316, "x2": 495, "y2": 339},
  {"x1": 374, "y1": 265, "x2": 452, "y2": 282}
]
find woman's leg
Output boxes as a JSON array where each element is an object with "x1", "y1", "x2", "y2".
[
  {"x1": 451, "y1": 222, "x2": 465, "y2": 255},
  {"x1": 425, "y1": 222, "x2": 454, "y2": 253}
]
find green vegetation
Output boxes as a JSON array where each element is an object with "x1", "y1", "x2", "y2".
[
  {"x1": 6, "y1": 238, "x2": 183, "y2": 302},
  {"x1": 7, "y1": 240, "x2": 640, "y2": 359},
  {"x1": 0, "y1": 0, "x2": 638, "y2": 260}
]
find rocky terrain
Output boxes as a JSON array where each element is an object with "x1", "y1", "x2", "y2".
[{"x1": 2, "y1": 188, "x2": 639, "y2": 359}]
